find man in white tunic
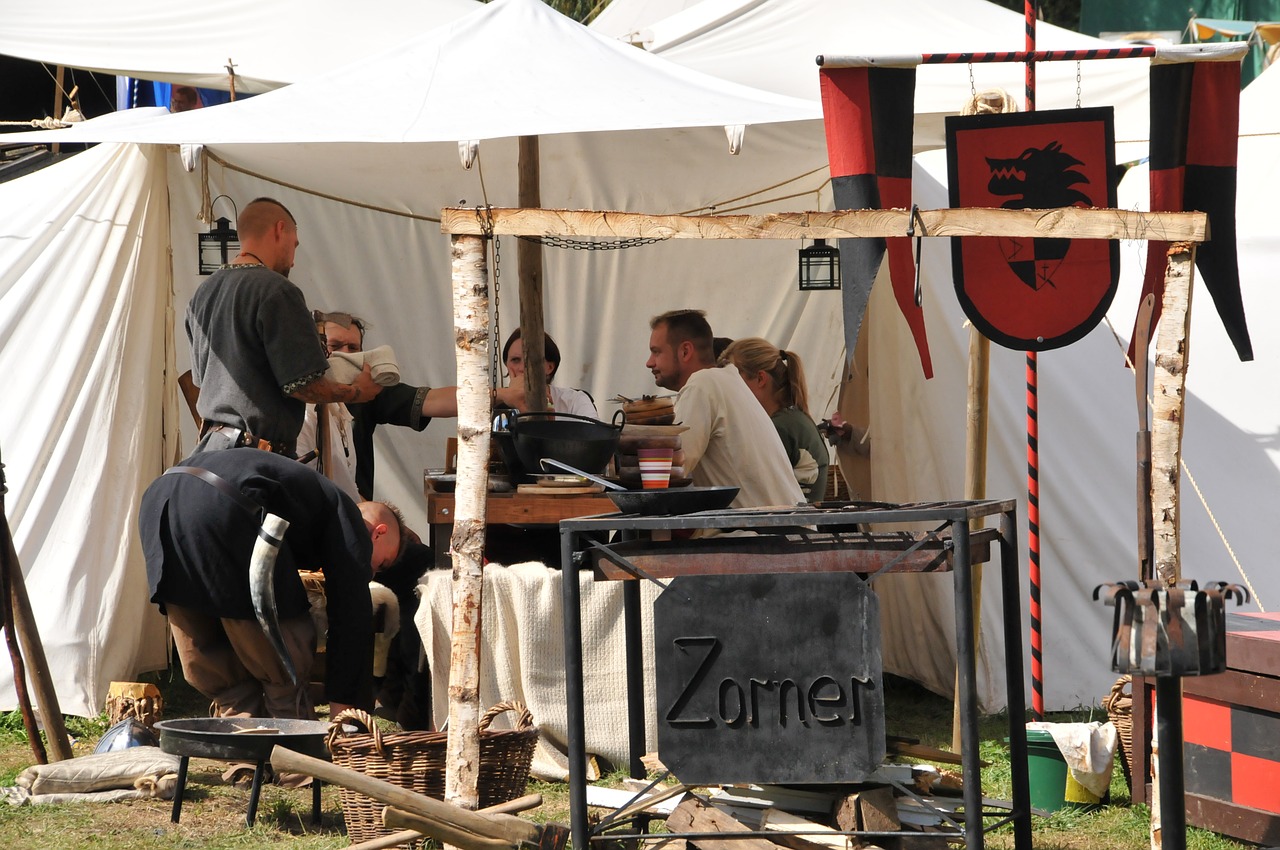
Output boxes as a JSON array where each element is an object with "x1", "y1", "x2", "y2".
[{"x1": 646, "y1": 309, "x2": 803, "y2": 509}]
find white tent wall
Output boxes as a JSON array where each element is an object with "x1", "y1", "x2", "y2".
[{"x1": 0, "y1": 143, "x2": 175, "y2": 717}]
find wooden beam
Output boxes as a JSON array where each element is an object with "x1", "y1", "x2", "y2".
[
  {"x1": 441, "y1": 207, "x2": 1208, "y2": 243},
  {"x1": 517, "y1": 135, "x2": 549, "y2": 414},
  {"x1": 1150, "y1": 244, "x2": 1195, "y2": 585}
]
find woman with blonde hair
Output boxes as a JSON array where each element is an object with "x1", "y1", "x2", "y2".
[{"x1": 720, "y1": 337, "x2": 828, "y2": 502}]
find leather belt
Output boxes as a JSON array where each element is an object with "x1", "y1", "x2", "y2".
[{"x1": 201, "y1": 422, "x2": 296, "y2": 458}]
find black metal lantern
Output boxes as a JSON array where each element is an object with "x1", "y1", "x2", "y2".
[
  {"x1": 798, "y1": 238, "x2": 840, "y2": 290},
  {"x1": 198, "y1": 215, "x2": 240, "y2": 275}
]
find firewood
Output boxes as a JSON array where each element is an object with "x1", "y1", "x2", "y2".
[
  {"x1": 758, "y1": 807, "x2": 854, "y2": 850},
  {"x1": 833, "y1": 787, "x2": 899, "y2": 834},
  {"x1": 666, "y1": 799, "x2": 787, "y2": 850}
]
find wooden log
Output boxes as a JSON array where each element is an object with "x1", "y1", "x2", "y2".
[
  {"x1": 440, "y1": 207, "x2": 1208, "y2": 243},
  {"x1": 447, "y1": 233, "x2": 494, "y2": 810},
  {"x1": 270, "y1": 745, "x2": 542, "y2": 847},
  {"x1": 1150, "y1": 244, "x2": 1195, "y2": 585},
  {"x1": 666, "y1": 799, "x2": 788, "y2": 850},
  {"x1": 344, "y1": 792, "x2": 543, "y2": 850},
  {"x1": 383, "y1": 807, "x2": 515, "y2": 850},
  {"x1": 517, "y1": 134, "x2": 549, "y2": 415},
  {"x1": 758, "y1": 807, "x2": 853, "y2": 850}
]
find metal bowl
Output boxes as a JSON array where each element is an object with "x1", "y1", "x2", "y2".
[{"x1": 155, "y1": 717, "x2": 348, "y2": 762}]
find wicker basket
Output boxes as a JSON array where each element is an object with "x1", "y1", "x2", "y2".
[
  {"x1": 328, "y1": 702, "x2": 538, "y2": 847},
  {"x1": 1104, "y1": 675, "x2": 1134, "y2": 791}
]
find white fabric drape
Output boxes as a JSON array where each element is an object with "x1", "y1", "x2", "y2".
[{"x1": 0, "y1": 143, "x2": 176, "y2": 716}]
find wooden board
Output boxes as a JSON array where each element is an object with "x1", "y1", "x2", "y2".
[{"x1": 517, "y1": 484, "x2": 606, "y2": 495}]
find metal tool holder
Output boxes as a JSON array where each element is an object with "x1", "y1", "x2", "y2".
[
  {"x1": 1094, "y1": 579, "x2": 1249, "y2": 850},
  {"x1": 559, "y1": 498, "x2": 1030, "y2": 850}
]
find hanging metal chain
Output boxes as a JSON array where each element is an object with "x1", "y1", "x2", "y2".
[
  {"x1": 968, "y1": 63, "x2": 976, "y2": 98},
  {"x1": 474, "y1": 205, "x2": 502, "y2": 389},
  {"x1": 1076, "y1": 60, "x2": 1082, "y2": 108},
  {"x1": 516, "y1": 234, "x2": 669, "y2": 251}
]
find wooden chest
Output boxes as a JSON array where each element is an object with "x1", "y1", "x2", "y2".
[{"x1": 1133, "y1": 612, "x2": 1280, "y2": 844}]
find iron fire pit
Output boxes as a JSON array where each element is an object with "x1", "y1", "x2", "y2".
[{"x1": 156, "y1": 717, "x2": 349, "y2": 827}]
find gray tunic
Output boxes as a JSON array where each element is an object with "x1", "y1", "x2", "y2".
[{"x1": 186, "y1": 264, "x2": 327, "y2": 446}]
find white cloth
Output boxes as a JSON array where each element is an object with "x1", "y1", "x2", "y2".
[
  {"x1": 1027, "y1": 721, "x2": 1118, "y2": 799},
  {"x1": 675, "y1": 366, "x2": 804, "y2": 509},
  {"x1": 325, "y1": 344, "x2": 400, "y2": 386},
  {"x1": 551, "y1": 385, "x2": 599, "y2": 418},
  {"x1": 417, "y1": 562, "x2": 660, "y2": 781},
  {"x1": 296, "y1": 403, "x2": 360, "y2": 501}
]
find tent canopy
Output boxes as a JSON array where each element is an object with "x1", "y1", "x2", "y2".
[
  {"x1": 2, "y1": 0, "x2": 819, "y2": 147},
  {"x1": 0, "y1": 0, "x2": 481, "y2": 94},
  {"x1": 593, "y1": 0, "x2": 1153, "y2": 152}
]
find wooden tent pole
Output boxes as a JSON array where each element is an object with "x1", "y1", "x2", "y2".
[
  {"x1": 1150, "y1": 244, "x2": 1194, "y2": 585},
  {"x1": 444, "y1": 233, "x2": 493, "y2": 813},
  {"x1": 1, "y1": 512, "x2": 73, "y2": 761},
  {"x1": 953, "y1": 327, "x2": 990, "y2": 751},
  {"x1": 517, "y1": 136, "x2": 549, "y2": 413}
]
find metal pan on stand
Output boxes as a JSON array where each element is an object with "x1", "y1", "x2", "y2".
[{"x1": 540, "y1": 458, "x2": 738, "y2": 516}]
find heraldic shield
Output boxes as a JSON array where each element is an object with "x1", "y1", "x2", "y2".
[{"x1": 945, "y1": 107, "x2": 1118, "y2": 351}]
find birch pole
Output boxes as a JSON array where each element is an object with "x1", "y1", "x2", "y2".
[
  {"x1": 1147, "y1": 243, "x2": 1195, "y2": 850},
  {"x1": 445, "y1": 233, "x2": 493, "y2": 812}
]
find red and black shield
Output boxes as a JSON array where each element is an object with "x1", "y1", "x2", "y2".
[{"x1": 945, "y1": 107, "x2": 1118, "y2": 351}]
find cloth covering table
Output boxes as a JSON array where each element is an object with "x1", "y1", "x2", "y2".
[{"x1": 416, "y1": 562, "x2": 660, "y2": 780}]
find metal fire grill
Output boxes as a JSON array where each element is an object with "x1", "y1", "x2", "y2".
[{"x1": 557, "y1": 498, "x2": 1031, "y2": 850}]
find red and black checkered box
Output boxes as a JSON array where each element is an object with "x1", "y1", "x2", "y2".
[{"x1": 1134, "y1": 612, "x2": 1280, "y2": 844}]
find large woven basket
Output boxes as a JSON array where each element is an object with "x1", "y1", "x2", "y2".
[
  {"x1": 328, "y1": 702, "x2": 538, "y2": 847},
  {"x1": 1103, "y1": 675, "x2": 1134, "y2": 791}
]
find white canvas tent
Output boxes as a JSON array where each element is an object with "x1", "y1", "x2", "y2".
[
  {"x1": 0, "y1": 0, "x2": 835, "y2": 717},
  {"x1": 4, "y1": 0, "x2": 1243, "y2": 722},
  {"x1": 0, "y1": 0, "x2": 481, "y2": 94}
]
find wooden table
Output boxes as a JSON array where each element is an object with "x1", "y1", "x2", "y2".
[{"x1": 424, "y1": 484, "x2": 616, "y2": 568}]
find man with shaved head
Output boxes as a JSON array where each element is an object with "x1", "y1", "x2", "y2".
[
  {"x1": 186, "y1": 197, "x2": 383, "y2": 458},
  {"x1": 140, "y1": 448, "x2": 406, "y2": 718}
]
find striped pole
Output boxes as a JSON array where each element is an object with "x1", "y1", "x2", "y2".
[
  {"x1": 817, "y1": 46, "x2": 1157, "y2": 68},
  {"x1": 1025, "y1": 1, "x2": 1045, "y2": 724}
]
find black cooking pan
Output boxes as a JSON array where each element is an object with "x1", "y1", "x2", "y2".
[
  {"x1": 155, "y1": 717, "x2": 346, "y2": 762},
  {"x1": 540, "y1": 458, "x2": 739, "y2": 516}
]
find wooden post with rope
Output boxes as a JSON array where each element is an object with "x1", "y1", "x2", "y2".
[{"x1": 517, "y1": 135, "x2": 549, "y2": 413}]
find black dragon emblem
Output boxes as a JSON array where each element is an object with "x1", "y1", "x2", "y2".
[{"x1": 986, "y1": 141, "x2": 1093, "y2": 290}]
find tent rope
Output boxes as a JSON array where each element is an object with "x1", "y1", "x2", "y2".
[
  {"x1": 205, "y1": 150, "x2": 443, "y2": 223},
  {"x1": 1103, "y1": 312, "x2": 1263, "y2": 610}
]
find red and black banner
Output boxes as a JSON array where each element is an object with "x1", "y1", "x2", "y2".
[
  {"x1": 820, "y1": 65, "x2": 932, "y2": 378},
  {"x1": 946, "y1": 107, "x2": 1118, "y2": 351},
  {"x1": 1130, "y1": 56, "x2": 1249, "y2": 363}
]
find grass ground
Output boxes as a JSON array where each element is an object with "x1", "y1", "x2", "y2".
[{"x1": 0, "y1": 669, "x2": 1253, "y2": 849}]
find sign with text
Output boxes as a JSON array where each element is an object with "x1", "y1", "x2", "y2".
[{"x1": 655, "y1": 572, "x2": 884, "y2": 784}]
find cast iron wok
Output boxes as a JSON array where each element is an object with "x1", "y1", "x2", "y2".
[{"x1": 540, "y1": 459, "x2": 738, "y2": 516}]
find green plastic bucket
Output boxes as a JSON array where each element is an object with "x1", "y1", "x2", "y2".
[{"x1": 1026, "y1": 729, "x2": 1103, "y2": 812}]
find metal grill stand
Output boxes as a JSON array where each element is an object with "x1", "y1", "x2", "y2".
[{"x1": 558, "y1": 499, "x2": 1031, "y2": 850}]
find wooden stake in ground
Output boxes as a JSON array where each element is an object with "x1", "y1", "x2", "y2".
[
  {"x1": 446, "y1": 233, "x2": 494, "y2": 811},
  {"x1": 1, "y1": 484, "x2": 73, "y2": 762}
]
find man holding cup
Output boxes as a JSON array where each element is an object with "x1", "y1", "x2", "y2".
[{"x1": 645, "y1": 309, "x2": 803, "y2": 509}]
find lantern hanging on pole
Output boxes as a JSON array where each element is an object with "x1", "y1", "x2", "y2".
[
  {"x1": 798, "y1": 239, "x2": 840, "y2": 290},
  {"x1": 197, "y1": 195, "x2": 240, "y2": 275}
]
